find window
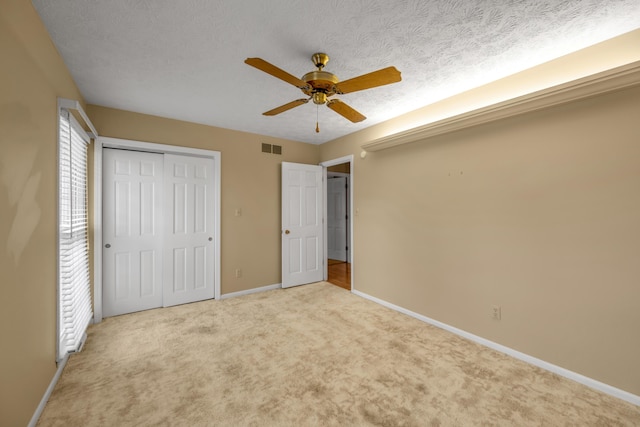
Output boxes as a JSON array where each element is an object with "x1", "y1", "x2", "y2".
[{"x1": 58, "y1": 108, "x2": 92, "y2": 362}]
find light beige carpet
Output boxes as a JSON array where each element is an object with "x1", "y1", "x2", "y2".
[{"x1": 38, "y1": 282, "x2": 640, "y2": 426}]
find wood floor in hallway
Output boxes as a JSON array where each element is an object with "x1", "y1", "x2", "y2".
[{"x1": 327, "y1": 259, "x2": 350, "y2": 290}]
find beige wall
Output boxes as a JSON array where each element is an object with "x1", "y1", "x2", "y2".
[
  {"x1": 320, "y1": 33, "x2": 640, "y2": 396},
  {"x1": 86, "y1": 105, "x2": 319, "y2": 295},
  {"x1": 0, "y1": 1, "x2": 86, "y2": 425}
]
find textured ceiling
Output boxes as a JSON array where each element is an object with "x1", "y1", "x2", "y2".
[{"x1": 32, "y1": 0, "x2": 640, "y2": 144}]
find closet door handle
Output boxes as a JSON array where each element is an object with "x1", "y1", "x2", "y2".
[{"x1": 105, "y1": 243, "x2": 111, "y2": 248}]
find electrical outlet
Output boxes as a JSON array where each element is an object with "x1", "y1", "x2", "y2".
[
  {"x1": 235, "y1": 268, "x2": 242, "y2": 278},
  {"x1": 492, "y1": 306, "x2": 501, "y2": 320}
]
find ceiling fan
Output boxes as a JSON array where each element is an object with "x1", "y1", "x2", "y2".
[{"x1": 245, "y1": 53, "x2": 401, "y2": 132}]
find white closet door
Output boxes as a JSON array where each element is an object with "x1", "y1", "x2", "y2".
[
  {"x1": 163, "y1": 154, "x2": 215, "y2": 307},
  {"x1": 103, "y1": 149, "x2": 164, "y2": 317}
]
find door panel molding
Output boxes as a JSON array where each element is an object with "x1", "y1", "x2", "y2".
[{"x1": 94, "y1": 137, "x2": 221, "y2": 322}]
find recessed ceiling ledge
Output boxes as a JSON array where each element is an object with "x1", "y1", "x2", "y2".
[{"x1": 362, "y1": 60, "x2": 640, "y2": 152}]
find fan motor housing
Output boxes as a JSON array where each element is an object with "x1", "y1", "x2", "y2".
[{"x1": 301, "y1": 70, "x2": 339, "y2": 99}]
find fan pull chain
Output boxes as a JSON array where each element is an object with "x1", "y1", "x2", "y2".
[{"x1": 316, "y1": 104, "x2": 320, "y2": 133}]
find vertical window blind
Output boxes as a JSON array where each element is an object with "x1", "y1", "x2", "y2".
[{"x1": 58, "y1": 109, "x2": 92, "y2": 362}]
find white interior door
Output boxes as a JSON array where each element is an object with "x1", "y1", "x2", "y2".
[
  {"x1": 163, "y1": 154, "x2": 215, "y2": 306},
  {"x1": 282, "y1": 162, "x2": 323, "y2": 288},
  {"x1": 103, "y1": 148, "x2": 164, "y2": 317},
  {"x1": 327, "y1": 175, "x2": 348, "y2": 262}
]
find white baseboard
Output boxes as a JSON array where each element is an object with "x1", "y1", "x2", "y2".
[
  {"x1": 352, "y1": 289, "x2": 640, "y2": 407},
  {"x1": 220, "y1": 283, "x2": 281, "y2": 300},
  {"x1": 29, "y1": 355, "x2": 68, "y2": 427}
]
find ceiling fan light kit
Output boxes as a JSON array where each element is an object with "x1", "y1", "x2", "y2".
[{"x1": 245, "y1": 53, "x2": 401, "y2": 132}]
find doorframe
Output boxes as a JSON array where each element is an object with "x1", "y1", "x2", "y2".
[
  {"x1": 320, "y1": 155, "x2": 354, "y2": 290},
  {"x1": 93, "y1": 137, "x2": 221, "y2": 323}
]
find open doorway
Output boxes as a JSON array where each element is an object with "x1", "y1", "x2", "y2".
[{"x1": 322, "y1": 156, "x2": 353, "y2": 291}]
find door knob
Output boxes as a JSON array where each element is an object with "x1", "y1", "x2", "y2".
[
  {"x1": 208, "y1": 237, "x2": 213, "y2": 241},
  {"x1": 105, "y1": 243, "x2": 111, "y2": 248},
  {"x1": 285, "y1": 230, "x2": 290, "y2": 234}
]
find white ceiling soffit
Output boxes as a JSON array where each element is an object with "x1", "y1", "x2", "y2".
[{"x1": 32, "y1": 0, "x2": 640, "y2": 145}]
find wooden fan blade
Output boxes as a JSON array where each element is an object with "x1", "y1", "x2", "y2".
[
  {"x1": 245, "y1": 58, "x2": 310, "y2": 90},
  {"x1": 335, "y1": 66, "x2": 401, "y2": 94},
  {"x1": 326, "y1": 99, "x2": 366, "y2": 123},
  {"x1": 263, "y1": 98, "x2": 309, "y2": 116}
]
